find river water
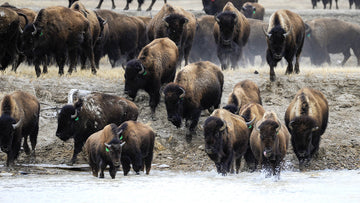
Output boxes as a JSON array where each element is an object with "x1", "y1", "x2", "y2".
[{"x1": 0, "y1": 169, "x2": 359, "y2": 203}]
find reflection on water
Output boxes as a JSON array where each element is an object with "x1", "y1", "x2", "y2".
[{"x1": 0, "y1": 169, "x2": 359, "y2": 202}]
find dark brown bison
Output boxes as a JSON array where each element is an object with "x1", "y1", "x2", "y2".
[
  {"x1": 21, "y1": 6, "x2": 96, "y2": 77},
  {"x1": 85, "y1": 124, "x2": 125, "y2": 179},
  {"x1": 94, "y1": 9, "x2": 147, "y2": 68},
  {"x1": 214, "y1": 2, "x2": 250, "y2": 70},
  {"x1": 124, "y1": 38, "x2": 179, "y2": 117},
  {"x1": 189, "y1": 15, "x2": 219, "y2": 65},
  {"x1": 264, "y1": 9, "x2": 305, "y2": 82},
  {"x1": 56, "y1": 92, "x2": 138, "y2": 165},
  {"x1": 238, "y1": 102, "x2": 265, "y2": 170},
  {"x1": 0, "y1": 91, "x2": 40, "y2": 166},
  {"x1": 164, "y1": 61, "x2": 224, "y2": 143},
  {"x1": 223, "y1": 80, "x2": 262, "y2": 114},
  {"x1": 202, "y1": 0, "x2": 258, "y2": 15},
  {"x1": 250, "y1": 111, "x2": 290, "y2": 178},
  {"x1": 285, "y1": 87, "x2": 329, "y2": 169},
  {"x1": 147, "y1": 3, "x2": 196, "y2": 66},
  {"x1": 240, "y1": 2, "x2": 265, "y2": 20},
  {"x1": 117, "y1": 121, "x2": 155, "y2": 175},
  {"x1": 349, "y1": 0, "x2": 360, "y2": 9},
  {"x1": 303, "y1": 18, "x2": 360, "y2": 66},
  {"x1": 243, "y1": 19, "x2": 268, "y2": 66},
  {"x1": 204, "y1": 109, "x2": 254, "y2": 175}
]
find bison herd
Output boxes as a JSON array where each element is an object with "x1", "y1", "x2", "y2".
[{"x1": 1, "y1": 0, "x2": 349, "y2": 179}]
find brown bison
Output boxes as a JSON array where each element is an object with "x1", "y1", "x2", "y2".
[
  {"x1": 285, "y1": 87, "x2": 328, "y2": 169},
  {"x1": 117, "y1": 121, "x2": 155, "y2": 175},
  {"x1": 250, "y1": 111, "x2": 290, "y2": 178},
  {"x1": 94, "y1": 9, "x2": 147, "y2": 68},
  {"x1": 85, "y1": 124, "x2": 125, "y2": 179},
  {"x1": 56, "y1": 92, "x2": 138, "y2": 165},
  {"x1": 214, "y1": 2, "x2": 250, "y2": 70},
  {"x1": 264, "y1": 9, "x2": 305, "y2": 81},
  {"x1": 223, "y1": 80, "x2": 262, "y2": 114},
  {"x1": 202, "y1": 0, "x2": 258, "y2": 15},
  {"x1": 204, "y1": 109, "x2": 254, "y2": 175},
  {"x1": 21, "y1": 6, "x2": 96, "y2": 77},
  {"x1": 243, "y1": 19, "x2": 268, "y2": 66},
  {"x1": 147, "y1": 3, "x2": 196, "y2": 66},
  {"x1": 0, "y1": 91, "x2": 40, "y2": 166},
  {"x1": 302, "y1": 18, "x2": 360, "y2": 66},
  {"x1": 124, "y1": 38, "x2": 179, "y2": 117},
  {"x1": 189, "y1": 15, "x2": 219, "y2": 65},
  {"x1": 240, "y1": 2, "x2": 265, "y2": 20},
  {"x1": 164, "y1": 61, "x2": 224, "y2": 143}
]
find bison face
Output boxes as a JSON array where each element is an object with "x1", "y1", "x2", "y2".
[
  {"x1": 21, "y1": 24, "x2": 45, "y2": 56},
  {"x1": 0, "y1": 115, "x2": 18, "y2": 153},
  {"x1": 124, "y1": 59, "x2": 148, "y2": 99},
  {"x1": 257, "y1": 120, "x2": 281, "y2": 159},
  {"x1": 241, "y1": 5, "x2": 256, "y2": 18},
  {"x1": 265, "y1": 26, "x2": 290, "y2": 60},
  {"x1": 105, "y1": 138, "x2": 125, "y2": 168},
  {"x1": 164, "y1": 84, "x2": 185, "y2": 128},
  {"x1": 56, "y1": 103, "x2": 82, "y2": 141},
  {"x1": 202, "y1": 0, "x2": 217, "y2": 15},
  {"x1": 163, "y1": 14, "x2": 189, "y2": 46},
  {"x1": 215, "y1": 11, "x2": 238, "y2": 46},
  {"x1": 204, "y1": 117, "x2": 226, "y2": 157}
]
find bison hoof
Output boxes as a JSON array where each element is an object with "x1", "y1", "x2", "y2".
[
  {"x1": 270, "y1": 75, "x2": 276, "y2": 82},
  {"x1": 186, "y1": 132, "x2": 194, "y2": 143},
  {"x1": 123, "y1": 6, "x2": 129, "y2": 10}
]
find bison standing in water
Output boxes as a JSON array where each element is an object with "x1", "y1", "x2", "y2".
[
  {"x1": 124, "y1": 38, "x2": 179, "y2": 117},
  {"x1": 56, "y1": 92, "x2": 138, "y2": 165},
  {"x1": 164, "y1": 61, "x2": 224, "y2": 143},
  {"x1": 264, "y1": 9, "x2": 305, "y2": 81},
  {"x1": 0, "y1": 91, "x2": 40, "y2": 166},
  {"x1": 213, "y1": 2, "x2": 250, "y2": 70},
  {"x1": 285, "y1": 87, "x2": 328, "y2": 169},
  {"x1": 250, "y1": 111, "x2": 290, "y2": 178},
  {"x1": 85, "y1": 124, "x2": 125, "y2": 179}
]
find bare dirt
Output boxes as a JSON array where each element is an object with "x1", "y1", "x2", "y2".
[{"x1": 0, "y1": 0, "x2": 359, "y2": 175}]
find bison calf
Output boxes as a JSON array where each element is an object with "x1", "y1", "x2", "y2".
[
  {"x1": 241, "y1": 2, "x2": 265, "y2": 20},
  {"x1": 164, "y1": 61, "x2": 224, "y2": 143},
  {"x1": 285, "y1": 87, "x2": 328, "y2": 169},
  {"x1": 124, "y1": 37, "x2": 179, "y2": 117},
  {"x1": 117, "y1": 121, "x2": 155, "y2": 175},
  {"x1": 204, "y1": 109, "x2": 254, "y2": 175},
  {"x1": 0, "y1": 91, "x2": 40, "y2": 166},
  {"x1": 85, "y1": 124, "x2": 125, "y2": 179},
  {"x1": 250, "y1": 111, "x2": 290, "y2": 178}
]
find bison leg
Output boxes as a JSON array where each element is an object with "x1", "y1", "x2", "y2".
[
  {"x1": 186, "y1": 110, "x2": 201, "y2": 143},
  {"x1": 99, "y1": 160, "x2": 107, "y2": 178},
  {"x1": 22, "y1": 135, "x2": 30, "y2": 155},
  {"x1": 124, "y1": 0, "x2": 131, "y2": 10},
  {"x1": 266, "y1": 50, "x2": 278, "y2": 81},
  {"x1": 146, "y1": 0, "x2": 156, "y2": 11},
  {"x1": 109, "y1": 164, "x2": 118, "y2": 179},
  {"x1": 111, "y1": 0, "x2": 116, "y2": 9},
  {"x1": 144, "y1": 153, "x2": 153, "y2": 175},
  {"x1": 121, "y1": 156, "x2": 131, "y2": 176},
  {"x1": 244, "y1": 147, "x2": 257, "y2": 172},
  {"x1": 235, "y1": 157, "x2": 241, "y2": 174},
  {"x1": 34, "y1": 59, "x2": 42, "y2": 77},
  {"x1": 341, "y1": 49, "x2": 351, "y2": 66},
  {"x1": 96, "y1": 0, "x2": 104, "y2": 9}
]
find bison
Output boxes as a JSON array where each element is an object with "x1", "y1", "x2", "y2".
[
  {"x1": 0, "y1": 91, "x2": 40, "y2": 166},
  {"x1": 264, "y1": 9, "x2": 305, "y2": 81},
  {"x1": 147, "y1": 3, "x2": 196, "y2": 66},
  {"x1": 243, "y1": 19, "x2": 268, "y2": 66},
  {"x1": 85, "y1": 124, "x2": 125, "y2": 179},
  {"x1": 250, "y1": 111, "x2": 290, "y2": 178},
  {"x1": 56, "y1": 92, "x2": 138, "y2": 165},
  {"x1": 116, "y1": 121, "x2": 155, "y2": 175},
  {"x1": 21, "y1": 6, "x2": 97, "y2": 77},
  {"x1": 94, "y1": 9, "x2": 147, "y2": 68},
  {"x1": 202, "y1": 0, "x2": 258, "y2": 15},
  {"x1": 285, "y1": 87, "x2": 328, "y2": 169},
  {"x1": 189, "y1": 15, "x2": 219, "y2": 65},
  {"x1": 164, "y1": 61, "x2": 224, "y2": 143},
  {"x1": 213, "y1": 2, "x2": 250, "y2": 70},
  {"x1": 124, "y1": 38, "x2": 179, "y2": 117},
  {"x1": 223, "y1": 80, "x2": 262, "y2": 114},
  {"x1": 240, "y1": 2, "x2": 265, "y2": 20},
  {"x1": 302, "y1": 18, "x2": 360, "y2": 66},
  {"x1": 204, "y1": 109, "x2": 254, "y2": 175}
]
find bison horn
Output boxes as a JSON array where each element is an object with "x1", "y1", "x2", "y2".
[
  {"x1": 179, "y1": 87, "x2": 186, "y2": 99},
  {"x1": 12, "y1": 119, "x2": 22, "y2": 129},
  {"x1": 162, "y1": 17, "x2": 169, "y2": 27},
  {"x1": 32, "y1": 24, "x2": 37, "y2": 35},
  {"x1": 214, "y1": 15, "x2": 220, "y2": 23},
  {"x1": 138, "y1": 63, "x2": 145, "y2": 75},
  {"x1": 70, "y1": 110, "x2": 78, "y2": 119},
  {"x1": 288, "y1": 120, "x2": 294, "y2": 131},
  {"x1": 246, "y1": 116, "x2": 256, "y2": 126},
  {"x1": 283, "y1": 26, "x2": 292, "y2": 37},
  {"x1": 262, "y1": 26, "x2": 271, "y2": 38},
  {"x1": 116, "y1": 129, "x2": 123, "y2": 136},
  {"x1": 104, "y1": 143, "x2": 111, "y2": 149},
  {"x1": 120, "y1": 142, "x2": 126, "y2": 147},
  {"x1": 219, "y1": 120, "x2": 226, "y2": 131}
]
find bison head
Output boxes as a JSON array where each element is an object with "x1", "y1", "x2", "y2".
[
  {"x1": 288, "y1": 116, "x2": 318, "y2": 162},
  {"x1": 202, "y1": 0, "x2": 218, "y2": 15},
  {"x1": 56, "y1": 100, "x2": 83, "y2": 141},
  {"x1": 124, "y1": 59, "x2": 148, "y2": 99},
  {"x1": 256, "y1": 119, "x2": 281, "y2": 159},
  {"x1": 203, "y1": 116, "x2": 227, "y2": 157},
  {"x1": 264, "y1": 25, "x2": 291, "y2": 60},
  {"x1": 21, "y1": 23, "x2": 45, "y2": 57},
  {"x1": 0, "y1": 115, "x2": 21, "y2": 153},
  {"x1": 164, "y1": 83, "x2": 185, "y2": 128},
  {"x1": 215, "y1": 11, "x2": 238, "y2": 45},
  {"x1": 105, "y1": 124, "x2": 126, "y2": 168},
  {"x1": 163, "y1": 14, "x2": 189, "y2": 46},
  {"x1": 241, "y1": 4, "x2": 256, "y2": 18}
]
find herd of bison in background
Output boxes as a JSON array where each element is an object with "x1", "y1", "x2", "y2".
[{"x1": 0, "y1": 0, "x2": 358, "y2": 178}]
